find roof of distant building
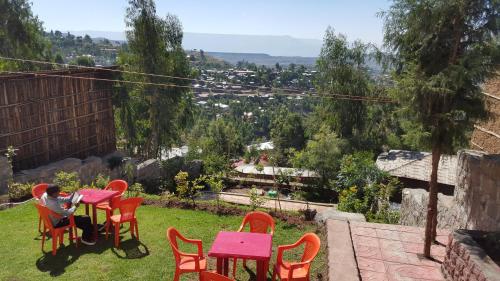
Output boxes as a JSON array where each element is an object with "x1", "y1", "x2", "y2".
[
  {"x1": 235, "y1": 164, "x2": 319, "y2": 178},
  {"x1": 376, "y1": 150, "x2": 457, "y2": 186}
]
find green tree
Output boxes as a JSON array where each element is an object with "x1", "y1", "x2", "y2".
[
  {"x1": 270, "y1": 107, "x2": 305, "y2": 165},
  {"x1": 382, "y1": 0, "x2": 499, "y2": 257},
  {"x1": 292, "y1": 125, "x2": 346, "y2": 188},
  {"x1": 73, "y1": 56, "x2": 95, "y2": 66},
  {"x1": 0, "y1": 0, "x2": 51, "y2": 70},
  {"x1": 124, "y1": 0, "x2": 191, "y2": 158},
  {"x1": 314, "y1": 28, "x2": 371, "y2": 140}
]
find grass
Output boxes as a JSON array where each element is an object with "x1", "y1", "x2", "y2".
[{"x1": 0, "y1": 202, "x2": 327, "y2": 281}]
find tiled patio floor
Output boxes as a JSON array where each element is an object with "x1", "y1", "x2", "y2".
[{"x1": 350, "y1": 221, "x2": 449, "y2": 281}]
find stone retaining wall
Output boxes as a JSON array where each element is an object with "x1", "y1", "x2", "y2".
[
  {"x1": 401, "y1": 150, "x2": 500, "y2": 232},
  {"x1": 442, "y1": 230, "x2": 500, "y2": 281}
]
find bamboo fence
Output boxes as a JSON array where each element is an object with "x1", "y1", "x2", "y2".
[{"x1": 0, "y1": 69, "x2": 116, "y2": 171}]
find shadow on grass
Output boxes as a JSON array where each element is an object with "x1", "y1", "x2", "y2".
[
  {"x1": 111, "y1": 238, "x2": 150, "y2": 259},
  {"x1": 242, "y1": 263, "x2": 273, "y2": 281}
]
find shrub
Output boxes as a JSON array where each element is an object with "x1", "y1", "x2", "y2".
[
  {"x1": 249, "y1": 186, "x2": 266, "y2": 210},
  {"x1": 206, "y1": 173, "x2": 224, "y2": 211},
  {"x1": 53, "y1": 171, "x2": 80, "y2": 193},
  {"x1": 175, "y1": 171, "x2": 204, "y2": 206},
  {"x1": 107, "y1": 155, "x2": 123, "y2": 170},
  {"x1": 128, "y1": 182, "x2": 144, "y2": 197},
  {"x1": 8, "y1": 182, "x2": 33, "y2": 201},
  {"x1": 93, "y1": 173, "x2": 110, "y2": 189}
]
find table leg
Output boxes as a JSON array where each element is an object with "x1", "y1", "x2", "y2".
[
  {"x1": 85, "y1": 204, "x2": 89, "y2": 215},
  {"x1": 256, "y1": 260, "x2": 268, "y2": 281},
  {"x1": 223, "y1": 258, "x2": 229, "y2": 276},
  {"x1": 216, "y1": 258, "x2": 223, "y2": 275},
  {"x1": 92, "y1": 204, "x2": 98, "y2": 241}
]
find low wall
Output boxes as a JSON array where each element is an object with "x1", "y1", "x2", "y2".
[
  {"x1": 400, "y1": 150, "x2": 500, "y2": 232},
  {"x1": 442, "y1": 230, "x2": 500, "y2": 281}
]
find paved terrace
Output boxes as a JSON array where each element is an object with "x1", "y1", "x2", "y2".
[{"x1": 328, "y1": 220, "x2": 449, "y2": 281}]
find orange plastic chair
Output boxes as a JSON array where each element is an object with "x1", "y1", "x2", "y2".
[
  {"x1": 32, "y1": 183, "x2": 49, "y2": 232},
  {"x1": 96, "y1": 180, "x2": 128, "y2": 235},
  {"x1": 166, "y1": 227, "x2": 207, "y2": 281},
  {"x1": 106, "y1": 197, "x2": 142, "y2": 247},
  {"x1": 201, "y1": 271, "x2": 235, "y2": 281},
  {"x1": 34, "y1": 203, "x2": 78, "y2": 255},
  {"x1": 233, "y1": 211, "x2": 275, "y2": 277},
  {"x1": 272, "y1": 233, "x2": 321, "y2": 281}
]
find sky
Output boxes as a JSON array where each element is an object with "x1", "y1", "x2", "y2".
[{"x1": 30, "y1": 0, "x2": 392, "y2": 45}]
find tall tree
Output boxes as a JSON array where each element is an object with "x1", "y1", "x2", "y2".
[
  {"x1": 382, "y1": 0, "x2": 499, "y2": 257},
  {"x1": 0, "y1": 0, "x2": 51, "y2": 70},
  {"x1": 314, "y1": 28, "x2": 371, "y2": 140},
  {"x1": 124, "y1": 0, "x2": 191, "y2": 158}
]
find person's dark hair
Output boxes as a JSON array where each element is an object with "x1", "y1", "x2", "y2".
[{"x1": 46, "y1": 184, "x2": 60, "y2": 196}]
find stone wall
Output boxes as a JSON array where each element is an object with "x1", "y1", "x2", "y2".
[
  {"x1": 400, "y1": 150, "x2": 500, "y2": 232},
  {"x1": 0, "y1": 156, "x2": 12, "y2": 195},
  {"x1": 442, "y1": 230, "x2": 500, "y2": 281},
  {"x1": 11, "y1": 151, "x2": 131, "y2": 186}
]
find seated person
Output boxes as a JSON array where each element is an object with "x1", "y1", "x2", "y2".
[{"x1": 40, "y1": 184, "x2": 95, "y2": 245}]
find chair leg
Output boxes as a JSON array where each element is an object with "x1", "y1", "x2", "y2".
[
  {"x1": 232, "y1": 258, "x2": 238, "y2": 278},
  {"x1": 74, "y1": 226, "x2": 78, "y2": 247},
  {"x1": 59, "y1": 232, "x2": 64, "y2": 246},
  {"x1": 173, "y1": 269, "x2": 180, "y2": 281},
  {"x1": 130, "y1": 221, "x2": 135, "y2": 238},
  {"x1": 134, "y1": 221, "x2": 139, "y2": 240},
  {"x1": 41, "y1": 230, "x2": 46, "y2": 250},
  {"x1": 114, "y1": 223, "x2": 120, "y2": 248},
  {"x1": 52, "y1": 235, "x2": 57, "y2": 256},
  {"x1": 38, "y1": 216, "x2": 42, "y2": 233},
  {"x1": 272, "y1": 266, "x2": 277, "y2": 281}
]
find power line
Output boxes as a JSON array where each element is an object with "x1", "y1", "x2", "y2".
[{"x1": 0, "y1": 55, "x2": 396, "y2": 103}]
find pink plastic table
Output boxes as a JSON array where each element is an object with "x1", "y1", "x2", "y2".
[
  {"x1": 79, "y1": 188, "x2": 119, "y2": 241},
  {"x1": 208, "y1": 231, "x2": 272, "y2": 281}
]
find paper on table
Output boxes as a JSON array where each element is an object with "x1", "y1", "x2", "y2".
[{"x1": 69, "y1": 192, "x2": 83, "y2": 205}]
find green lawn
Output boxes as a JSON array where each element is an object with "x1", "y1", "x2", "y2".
[{"x1": 0, "y1": 202, "x2": 326, "y2": 281}]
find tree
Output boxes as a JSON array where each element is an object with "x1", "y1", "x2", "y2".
[
  {"x1": 270, "y1": 107, "x2": 305, "y2": 165},
  {"x1": 292, "y1": 125, "x2": 346, "y2": 189},
  {"x1": 124, "y1": 0, "x2": 191, "y2": 158},
  {"x1": 73, "y1": 56, "x2": 95, "y2": 66},
  {"x1": 0, "y1": 0, "x2": 51, "y2": 70},
  {"x1": 314, "y1": 28, "x2": 371, "y2": 140},
  {"x1": 382, "y1": 0, "x2": 499, "y2": 257}
]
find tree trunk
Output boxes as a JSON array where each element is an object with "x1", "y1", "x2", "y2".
[
  {"x1": 148, "y1": 91, "x2": 160, "y2": 158},
  {"x1": 424, "y1": 145, "x2": 441, "y2": 258}
]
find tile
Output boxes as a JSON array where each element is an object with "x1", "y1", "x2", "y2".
[
  {"x1": 430, "y1": 245, "x2": 446, "y2": 257},
  {"x1": 386, "y1": 264, "x2": 444, "y2": 280},
  {"x1": 376, "y1": 229, "x2": 401, "y2": 241},
  {"x1": 435, "y1": 235, "x2": 449, "y2": 245},
  {"x1": 357, "y1": 257, "x2": 387, "y2": 273},
  {"x1": 352, "y1": 226, "x2": 378, "y2": 237},
  {"x1": 360, "y1": 269, "x2": 389, "y2": 281},
  {"x1": 354, "y1": 235, "x2": 380, "y2": 247},
  {"x1": 380, "y1": 249, "x2": 409, "y2": 263},
  {"x1": 403, "y1": 242, "x2": 424, "y2": 254},
  {"x1": 356, "y1": 245, "x2": 382, "y2": 259},
  {"x1": 379, "y1": 240, "x2": 404, "y2": 252},
  {"x1": 399, "y1": 232, "x2": 423, "y2": 242},
  {"x1": 406, "y1": 253, "x2": 442, "y2": 268}
]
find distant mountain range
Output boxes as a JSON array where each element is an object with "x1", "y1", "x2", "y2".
[
  {"x1": 69, "y1": 30, "x2": 323, "y2": 57},
  {"x1": 206, "y1": 52, "x2": 317, "y2": 66}
]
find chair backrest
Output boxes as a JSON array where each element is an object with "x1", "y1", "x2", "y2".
[
  {"x1": 201, "y1": 271, "x2": 235, "y2": 281},
  {"x1": 34, "y1": 204, "x2": 56, "y2": 231},
  {"x1": 118, "y1": 197, "x2": 143, "y2": 222},
  {"x1": 298, "y1": 233, "x2": 321, "y2": 264},
  {"x1": 240, "y1": 211, "x2": 275, "y2": 235},
  {"x1": 166, "y1": 227, "x2": 184, "y2": 263},
  {"x1": 32, "y1": 183, "x2": 48, "y2": 199},
  {"x1": 105, "y1": 180, "x2": 128, "y2": 195}
]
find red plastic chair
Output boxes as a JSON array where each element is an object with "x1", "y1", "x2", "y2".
[
  {"x1": 166, "y1": 227, "x2": 207, "y2": 281},
  {"x1": 233, "y1": 211, "x2": 275, "y2": 277},
  {"x1": 34, "y1": 203, "x2": 78, "y2": 255},
  {"x1": 97, "y1": 180, "x2": 128, "y2": 235},
  {"x1": 106, "y1": 197, "x2": 142, "y2": 247},
  {"x1": 272, "y1": 233, "x2": 321, "y2": 281},
  {"x1": 32, "y1": 183, "x2": 49, "y2": 233},
  {"x1": 201, "y1": 271, "x2": 235, "y2": 281}
]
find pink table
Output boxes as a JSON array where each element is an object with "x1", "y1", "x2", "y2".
[
  {"x1": 208, "y1": 231, "x2": 272, "y2": 281},
  {"x1": 79, "y1": 188, "x2": 119, "y2": 241}
]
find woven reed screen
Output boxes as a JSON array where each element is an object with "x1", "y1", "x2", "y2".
[{"x1": 0, "y1": 69, "x2": 116, "y2": 171}]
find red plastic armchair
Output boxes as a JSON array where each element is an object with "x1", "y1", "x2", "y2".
[
  {"x1": 32, "y1": 183, "x2": 49, "y2": 232},
  {"x1": 272, "y1": 233, "x2": 320, "y2": 281},
  {"x1": 97, "y1": 180, "x2": 128, "y2": 233},
  {"x1": 34, "y1": 203, "x2": 78, "y2": 255},
  {"x1": 106, "y1": 197, "x2": 142, "y2": 247},
  {"x1": 201, "y1": 271, "x2": 235, "y2": 281},
  {"x1": 166, "y1": 227, "x2": 207, "y2": 281},
  {"x1": 233, "y1": 211, "x2": 275, "y2": 277}
]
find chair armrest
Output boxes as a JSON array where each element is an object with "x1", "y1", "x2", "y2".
[
  {"x1": 177, "y1": 236, "x2": 204, "y2": 256},
  {"x1": 237, "y1": 222, "x2": 245, "y2": 232},
  {"x1": 286, "y1": 261, "x2": 312, "y2": 280},
  {"x1": 276, "y1": 241, "x2": 302, "y2": 264}
]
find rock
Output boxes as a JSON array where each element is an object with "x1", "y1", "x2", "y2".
[
  {"x1": 181, "y1": 160, "x2": 203, "y2": 180},
  {"x1": 315, "y1": 208, "x2": 366, "y2": 224},
  {"x1": 0, "y1": 156, "x2": 12, "y2": 195},
  {"x1": 136, "y1": 159, "x2": 162, "y2": 181},
  {"x1": 78, "y1": 156, "x2": 106, "y2": 185}
]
